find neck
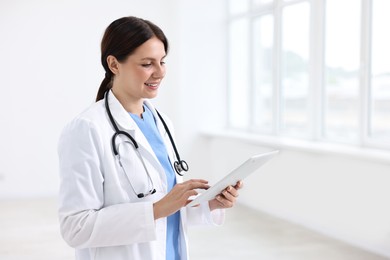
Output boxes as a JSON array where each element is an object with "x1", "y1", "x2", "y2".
[{"x1": 111, "y1": 89, "x2": 144, "y2": 115}]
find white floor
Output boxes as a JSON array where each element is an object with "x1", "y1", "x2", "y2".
[{"x1": 0, "y1": 198, "x2": 388, "y2": 260}]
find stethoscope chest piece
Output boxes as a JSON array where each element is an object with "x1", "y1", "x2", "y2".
[{"x1": 174, "y1": 160, "x2": 189, "y2": 176}]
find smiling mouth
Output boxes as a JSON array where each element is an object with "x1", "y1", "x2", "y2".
[{"x1": 145, "y1": 83, "x2": 158, "y2": 87}]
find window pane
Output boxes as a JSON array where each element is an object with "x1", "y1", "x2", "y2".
[
  {"x1": 324, "y1": 0, "x2": 361, "y2": 142},
  {"x1": 253, "y1": 0, "x2": 273, "y2": 6},
  {"x1": 253, "y1": 15, "x2": 274, "y2": 133},
  {"x1": 280, "y1": 3, "x2": 310, "y2": 137},
  {"x1": 228, "y1": 0, "x2": 250, "y2": 15},
  {"x1": 228, "y1": 18, "x2": 250, "y2": 128},
  {"x1": 370, "y1": 0, "x2": 390, "y2": 143}
]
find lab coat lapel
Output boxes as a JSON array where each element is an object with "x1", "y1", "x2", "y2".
[
  {"x1": 107, "y1": 91, "x2": 160, "y2": 168},
  {"x1": 107, "y1": 90, "x2": 136, "y2": 131}
]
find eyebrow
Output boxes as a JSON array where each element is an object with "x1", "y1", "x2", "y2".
[{"x1": 140, "y1": 55, "x2": 167, "y2": 61}]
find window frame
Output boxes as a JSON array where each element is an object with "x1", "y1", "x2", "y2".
[{"x1": 226, "y1": 0, "x2": 390, "y2": 151}]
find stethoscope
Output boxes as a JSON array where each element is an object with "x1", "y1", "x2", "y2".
[{"x1": 104, "y1": 90, "x2": 189, "y2": 198}]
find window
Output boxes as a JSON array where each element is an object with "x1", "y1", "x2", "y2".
[
  {"x1": 253, "y1": 15, "x2": 274, "y2": 134},
  {"x1": 324, "y1": 0, "x2": 361, "y2": 142},
  {"x1": 228, "y1": 17, "x2": 250, "y2": 128},
  {"x1": 370, "y1": 0, "x2": 390, "y2": 144},
  {"x1": 227, "y1": 0, "x2": 390, "y2": 150},
  {"x1": 280, "y1": 2, "x2": 310, "y2": 137}
]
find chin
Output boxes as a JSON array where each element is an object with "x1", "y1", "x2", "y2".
[{"x1": 145, "y1": 93, "x2": 158, "y2": 99}]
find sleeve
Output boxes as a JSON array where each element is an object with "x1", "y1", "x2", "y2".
[
  {"x1": 57, "y1": 118, "x2": 156, "y2": 248},
  {"x1": 185, "y1": 202, "x2": 225, "y2": 227}
]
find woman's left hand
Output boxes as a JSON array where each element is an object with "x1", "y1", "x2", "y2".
[{"x1": 209, "y1": 180, "x2": 243, "y2": 211}]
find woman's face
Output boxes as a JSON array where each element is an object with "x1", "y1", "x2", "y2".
[{"x1": 112, "y1": 36, "x2": 166, "y2": 104}]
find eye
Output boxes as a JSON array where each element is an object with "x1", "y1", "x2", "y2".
[
  {"x1": 160, "y1": 61, "x2": 166, "y2": 66},
  {"x1": 141, "y1": 63, "x2": 152, "y2": 68}
]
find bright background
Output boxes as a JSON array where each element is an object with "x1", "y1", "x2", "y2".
[{"x1": 0, "y1": 0, "x2": 389, "y2": 258}]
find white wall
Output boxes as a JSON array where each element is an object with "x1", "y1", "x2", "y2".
[
  {"x1": 174, "y1": 0, "x2": 228, "y2": 177},
  {"x1": 0, "y1": 0, "x2": 182, "y2": 198},
  {"x1": 0, "y1": 0, "x2": 227, "y2": 197}
]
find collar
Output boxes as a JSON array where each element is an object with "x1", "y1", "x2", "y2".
[
  {"x1": 105, "y1": 90, "x2": 165, "y2": 153},
  {"x1": 106, "y1": 90, "x2": 159, "y2": 131}
]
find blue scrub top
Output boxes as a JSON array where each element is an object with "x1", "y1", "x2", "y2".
[{"x1": 130, "y1": 105, "x2": 180, "y2": 260}]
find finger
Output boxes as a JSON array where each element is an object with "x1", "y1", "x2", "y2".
[
  {"x1": 187, "y1": 181, "x2": 210, "y2": 191},
  {"x1": 222, "y1": 188, "x2": 237, "y2": 202},
  {"x1": 185, "y1": 189, "x2": 199, "y2": 198},
  {"x1": 188, "y1": 179, "x2": 209, "y2": 184},
  {"x1": 234, "y1": 180, "x2": 244, "y2": 190},
  {"x1": 186, "y1": 200, "x2": 200, "y2": 207},
  {"x1": 179, "y1": 179, "x2": 210, "y2": 190},
  {"x1": 216, "y1": 195, "x2": 234, "y2": 208},
  {"x1": 185, "y1": 188, "x2": 203, "y2": 207},
  {"x1": 225, "y1": 186, "x2": 239, "y2": 198},
  {"x1": 176, "y1": 181, "x2": 209, "y2": 192}
]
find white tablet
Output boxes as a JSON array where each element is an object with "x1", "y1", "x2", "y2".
[{"x1": 186, "y1": 150, "x2": 279, "y2": 207}]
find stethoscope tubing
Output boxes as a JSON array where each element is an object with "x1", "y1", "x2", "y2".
[
  {"x1": 155, "y1": 110, "x2": 188, "y2": 175},
  {"x1": 104, "y1": 90, "x2": 188, "y2": 175}
]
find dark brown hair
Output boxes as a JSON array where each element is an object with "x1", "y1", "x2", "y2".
[{"x1": 95, "y1": 16, "x2": 169, "y2": 101}]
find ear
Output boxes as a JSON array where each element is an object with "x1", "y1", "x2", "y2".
[{"x1": 107, "y1": 55, "x2": 120, "y2": 75}]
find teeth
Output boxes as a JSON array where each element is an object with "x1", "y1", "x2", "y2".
[{"x1": 146, "y1": 83, "x2": 158, "y2": 87}]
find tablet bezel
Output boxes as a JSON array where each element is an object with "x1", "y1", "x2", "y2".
[{"x1": 186, "y1": 150, "x2": 279, "y2": 207}]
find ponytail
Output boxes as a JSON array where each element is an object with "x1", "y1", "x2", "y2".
[{"x1": 95, "y1": 71, "x2": 112, "y2": 102}]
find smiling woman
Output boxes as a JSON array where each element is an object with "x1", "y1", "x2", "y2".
[{"x1": 57, "y1": 16, "x2": 243, "y2": 260}]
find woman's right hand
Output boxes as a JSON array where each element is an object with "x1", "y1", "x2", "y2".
[{"x1": 153, "y1": 179, "x2": 210, "y2": 220}]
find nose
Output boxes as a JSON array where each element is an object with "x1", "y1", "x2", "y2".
[{"x1": 152, "y1": 63, "x2": 165, "y2": 79}]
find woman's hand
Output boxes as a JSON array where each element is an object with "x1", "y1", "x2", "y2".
[
  {"x1": 153, "y1": 179, "x2": 210, "y2": 220},
  {"x1": 208, "y1": 180, "x2": 243, "y2": 211}
]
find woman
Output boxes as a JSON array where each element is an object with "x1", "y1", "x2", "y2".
[{"x1": 58, "y1": 16, "x2": 242, "y2": 260}]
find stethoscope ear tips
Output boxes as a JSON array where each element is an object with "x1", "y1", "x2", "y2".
[{"x1": 137, "y1": 189, "x2": 156, "y2": 198}]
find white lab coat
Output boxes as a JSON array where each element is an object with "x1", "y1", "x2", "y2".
[{"x1": 58, "y1": 90, "x2": 224, "y2": 260}]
